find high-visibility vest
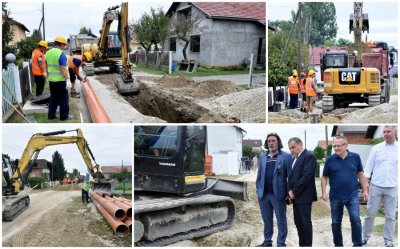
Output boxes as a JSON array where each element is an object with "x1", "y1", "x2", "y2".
[
  {"x1": 82, "y1": 181, "x2": 91, "y2": 192},
  {"x1": 300, "y1": 78, "x2": 306, "y2": 93},
  {"x1": 46, "y1": 48, "x2": 65, "y2": 82},
  {"x1": 31, "y1": 49, "x2": 47, "y2": 76},
  {"x1": 288, "y1": 76, "x2": 300, "y2": 94},
  {"x1": 305, "y1": 77, "x2": 316, "y2": 97},
  {"x1": 68, "y1": 55, "x2": 83, "y2": 71}
]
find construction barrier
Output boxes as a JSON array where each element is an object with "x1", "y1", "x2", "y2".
[{"x1": 81, "y1": 79, "x2": 111, "y2": 123}]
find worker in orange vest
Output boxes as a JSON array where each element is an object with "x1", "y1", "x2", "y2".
[
  {"x1": 287, "y1": 70, "x2": 300, "y2": 109},
  {"x1": 300, "y1": 72, "x2": 307, "y2": 112},
  {"x1": 305, "y1": 70, "x2": 317, "y2": 114},
  {"x1": 31, "y1": 40, "x2": 48, "y2": 96},
  {"x1": 68, "y1": 52, "x2": 92, "y2": 98}
]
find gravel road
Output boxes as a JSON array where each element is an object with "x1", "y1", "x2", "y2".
[{"x1": 2, "y1": 188, "x2": 129, "y2": 247}]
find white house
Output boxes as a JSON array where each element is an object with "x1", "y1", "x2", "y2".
[{"x1": 207, "y1": 126, "x2": 245, "y2": 175}]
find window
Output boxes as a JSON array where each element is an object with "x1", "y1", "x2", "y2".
[
  {"x1": 134, "y1": 126, "x2": 178, "y2": 158},
  {"x1": 170, "y1": 37, "x2": 176, "y2": 52},
  {"x1": 190, "y1": 35, "x2": 200, "y2": 53}
]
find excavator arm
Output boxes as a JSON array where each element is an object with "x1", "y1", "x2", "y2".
[{"x1": 7, "y1": 129, "x2": 108, "y2": 194}]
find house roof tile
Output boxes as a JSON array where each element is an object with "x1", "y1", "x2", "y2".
[
  {"x1": 101, "y1": 166, "x2": 132, "y2": 174},
  {"x1": 193, "y1": 2, "x2": 265, "y2": 24}
]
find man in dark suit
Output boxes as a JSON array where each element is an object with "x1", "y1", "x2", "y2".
[
  {"x1": 256, "y1": 133, "x2": 292, "y2": 247},
  {"x1": 287, "y1": 137, "x2": 317, "y2": 247}
]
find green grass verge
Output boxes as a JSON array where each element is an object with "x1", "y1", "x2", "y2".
[
  {"x1": 116, "y1": 182, "x2": 132, "y2": 191},
  {"x1": 134, "y1": 64, "x2": 265, "y2": 77}
]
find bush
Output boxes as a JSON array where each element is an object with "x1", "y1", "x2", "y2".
[
  {"x1": 210, "y1": 65, "x2": 246, "y2": 71},
  {"x1": 27, "y1": 176, "x2": 45, "y2": 189}
]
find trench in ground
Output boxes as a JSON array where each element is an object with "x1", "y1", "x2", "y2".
[{"x1": 124, "y1": 83, "x2": 232, "y2": 123}]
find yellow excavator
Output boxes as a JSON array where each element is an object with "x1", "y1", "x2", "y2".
[
  {"x1": 2, "y1": 129, "x2": 111, "y2": 221},
  {"x1": 82, "y1": 2, "x2": 139, "y2": 95}
]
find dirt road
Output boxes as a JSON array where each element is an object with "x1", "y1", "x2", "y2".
[
  {"x1": 168, "y1": 175, "x2": 398, "y2": 247},
  {"x1": 2, "y1": 189, "x2": 129, "y2": 247}
]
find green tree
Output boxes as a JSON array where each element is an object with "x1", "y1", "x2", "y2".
[
  {"x1": 15, "y1": 29, "x2": 42, "y2": 60},
  {"x1": 2, "y1": 3, "x2": 17, "y2": 68},
  {"x1": 336, "y1": 38, "x2": 352, "y2": 46},
  {"x1": 51, "y1": 151, "x2": 66, "y2": 181},
  {"x1": 169, "y1": 11, "x2": 202, "y2": 61},
  {"x1": 324, "y1": 40, "x2": 335, "y2": 47},
  {"x1": 301, "y1": 2, "x2": 338, "y2": 46},
  {"x1": 326, "y1": 144, "x2": 333, "y2": 157},
  {"x1": 242, "y1": 144, "x2": 253, "y2": 158},
  {"x1": 79, "y1": 26, "x2": 89, "y2": 34},
  {"x1": 133, "y1": 8, "x2": 169, "y2": 52},
  {"x1": 313, "y1": 145, "x2": 325, "y2": 160},
  {"x1": 72, "y1": 168, "x2": 80, "y2": 177}
]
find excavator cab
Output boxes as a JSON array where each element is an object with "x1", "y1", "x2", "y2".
[{"x1": 134, "y1": 126, "x2": 207, "y2": 195}]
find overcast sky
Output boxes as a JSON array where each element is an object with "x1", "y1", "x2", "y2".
[
  {"x1": 238, "y1": 124, "x2": 334, "y2": 153},
  {"x1": 2, "y1": 124, "x2": 132, "y2": 174},
  {"x1": 5, "y1": 0, "x2": 172, "y2": 41},
  {"x1": 268, "y1": 1, "x2": 398, "y2": 48}
]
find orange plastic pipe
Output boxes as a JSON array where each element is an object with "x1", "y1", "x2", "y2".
[
  {"x1": 91, "y1": 192, "x2": 126, "y2": 220},
  {"x1": 122, "y1": 218, "x2": 132, "y2": 233},
  {"x1": 91, "y1": 195, "x2": 129, "y2": 237},
  {"x1": 104, "y1": 195, "x2": 132, "y2": 218},
  {"x1": 81, "y1": 79, "x2": 111, "y2": 123}
]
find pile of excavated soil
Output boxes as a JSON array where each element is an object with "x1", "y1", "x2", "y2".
[
  {"x1": 155, "y1": 76, "x2": 242, "y2": 99},
  {"x1": 53, "y1": 184, "x2": 81, "y2": 191},
  {"x1": 95, "y1": 74, "x2": 119, "y2": 85}
]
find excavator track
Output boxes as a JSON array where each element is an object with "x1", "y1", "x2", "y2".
[
  {"x1": 2, "y1": 194, "x2": 30, "y2": 221},
  {"x1": 134, "y1": 194, "x2": 236, "y2": 247}
]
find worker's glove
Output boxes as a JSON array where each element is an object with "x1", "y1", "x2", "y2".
[
  {"x1": 43, "y1": 73, "x2": 47, "y2": 78},
  {"x1": 83, "y1": 76, "x2": 87, "y2": 82},
  {"x1": 78, "y1": 76, "x2": 83, "y2": 81}
]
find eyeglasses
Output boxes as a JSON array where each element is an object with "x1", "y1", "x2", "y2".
[{"x1": 333, "y1": 143, "x2": 346, "y2": 148}]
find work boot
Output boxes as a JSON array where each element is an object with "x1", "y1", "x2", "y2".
[
  {"x1": 362, "y1": 238, "x2": 368, "y2": 246},
  {"x1": 385, "y1": 242, "x2": 394, "y2": 247},
  {"x1": 257, "y1": 241, "x2": 272, "y2": 247},
  {"x1": 71, "y1": 92, "x2": 80, "y2": 98}
]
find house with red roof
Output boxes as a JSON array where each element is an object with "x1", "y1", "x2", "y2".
[
  {"x1": 166, "y1": 2, "x2": 266, "y2": 67},
  {"x1": 101, "y1": 165, "x2": 132, "y2": 180}
]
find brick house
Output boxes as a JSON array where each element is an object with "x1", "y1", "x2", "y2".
[
  {"x1": 101, "y1": 166, "x2": 132, "y2": 180},
  {"x1": 243, "y1": 139, "x2": 263, "y2": 152},
  {"x1": 331, "y1": 125, "x2": 379, "y2": 144},
  {"x1": 165, "y1": 2, "x2": 266, "y2": 67},
  {"x1": 28, "y1": 159, "x2": 51, "y2": 181}
]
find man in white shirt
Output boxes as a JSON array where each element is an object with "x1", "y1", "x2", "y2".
[{"x1": 362, "y1": 125, "x2": 398, "y2": 247}]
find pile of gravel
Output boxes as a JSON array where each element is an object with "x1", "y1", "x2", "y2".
[
  {"x1": 343, "y1": 96, "x2": 398, "y2": 123},
  {"x1": 206, "y1": 87, "x2": 266, "y2": 123}
]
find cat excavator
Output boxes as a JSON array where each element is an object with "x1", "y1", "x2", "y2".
[
  {"x1": 134, "y1": 126, "x2": 248, "y2": 246},
  {"x1": 2, "y1": 129, "x2": 111, "y2": 221},
  {"x1": 82, "y1": 2, "x2": 139, "y2": 95}
]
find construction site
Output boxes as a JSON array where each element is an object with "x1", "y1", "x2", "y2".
[
  {"x1": 2, "y1": 2, "x2": 266, "y2": 123},
  {"x1": 268, "y1": 2, "x2": 398, "y2": 124},
  {"x1": 2, "y1": 126, "x2": 132, "y2": 246}
]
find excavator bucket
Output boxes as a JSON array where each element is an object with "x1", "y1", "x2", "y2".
[
  {"x1": 92, "y1": 179, "x2": 115, "y2": 194},
  {"x1": 115, "y1": 74, "x2": 139, "y2": 95}
]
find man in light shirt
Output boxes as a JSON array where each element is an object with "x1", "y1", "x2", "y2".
[{"x1": 362, "y1": 126, "x2": 398, "y2": 247}]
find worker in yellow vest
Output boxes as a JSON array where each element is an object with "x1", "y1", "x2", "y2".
[
  {"x1": 68, "y1": 52, "x2": 92, "y2": 98},
  {"x1": 300, "y1": 72, "x2": 307, "y2": 112},
  {"x1": 305, "y1": 70, "x2": 317, "y2": 114},
  {"x1": 31, "y1": 41, "x2": 48, "y2": 96},
  {"x1": 287, "y1": 70, "x2": 300, "y2": 109},
  {"x1": 82, "y1": 180, "x2": 91, "y2": 203},
  {"x1": 46, "y1": 36, "x2": 69, "y2": 120}
]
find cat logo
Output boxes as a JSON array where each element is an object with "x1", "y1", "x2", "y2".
[{"x1": 341, "y1": 71, "x2": 357, "y2": 82}]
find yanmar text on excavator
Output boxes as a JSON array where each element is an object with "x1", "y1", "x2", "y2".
[
  {"x1": 2, "y1": 129, "x2": 111, "y2": 221},
  {"x1": 134, "y1": 126, "x2": 248, "y2": 246}
]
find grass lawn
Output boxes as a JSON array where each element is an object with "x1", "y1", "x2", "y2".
[
  {"x1": 116, "y1": 182, "x2": 132, "y2": 191},
  {"x1": 134, "y1": 64, "x2": 265, "y2": 77}
]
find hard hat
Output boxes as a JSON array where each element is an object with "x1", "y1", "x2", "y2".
[
  {"x1": 83, "y1": 52, "x2": 92, "y2": 62},
  {"x1": 293, "y1": 71, "x2": 298, "y2": 77},
  {"x1": 292, "y1": 69, "x2": 298, "y2": 74},
  {"x1": 301, "y1": 72, "x2": 306, "y2": 77},
  {"x1": 38, "y1": 40, "x2": 48, "y2": 48},
  {"x1": 54, "y1": 36, "x2": 67, "y2": 45},
  {"x1": 308, "y1": 69, "x2": 315, "y2": 76}
]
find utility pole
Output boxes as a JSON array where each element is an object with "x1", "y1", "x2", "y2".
[
  {"x1": 325, "y1": 125, "x2": 329, "y2": 157},
  {"x1": 279, "y1": 3, "x2": 301, "y2": 65},
  {"x1": 297, "y1": 3, "x2": 302, "y2": 73},
  {"x1": 42, "y1": 3, "x2": 45, "y2": 40},
  {"x1": 304, "y1": 129, "x2": 307, "y2": 149}
]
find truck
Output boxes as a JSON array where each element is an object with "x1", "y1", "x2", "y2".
[
  {"x1": 2, "y1": 129, "x2": 111, "y2": 221},
  {"x1": 320, "y1": 2, "x2": 392, "y2": 112},
  {"x1": 134, "y1": 126, "x2": 247, "y2": 246},
  {"x1": 68, "y1": 34, "x2": 99, "y2": 56}
]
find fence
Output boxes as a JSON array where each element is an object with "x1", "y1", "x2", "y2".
[
  {"x1": 131, "y1": 51, "x2": 170, "y2": 70},
  {"x1": 2, "y1": 58, "x2": 33, "y2": 120},
  {"x1": 389, "y1": 77, "x2": 398, "y2": 91}
]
